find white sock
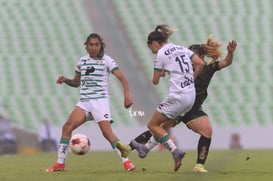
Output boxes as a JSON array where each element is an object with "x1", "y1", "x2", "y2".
[
  {"x1": 57, "y1": 143, "x2": 69, "y2": 164},
  {"x1": 163, "y1": 139, "x2": 177, "y2": 152},
  {"x1": 145, "y1": 136, "x2": 159, "y2": 150},
  {"x1": 114, "y1": 148, "x2": 128, "y2": 163}
]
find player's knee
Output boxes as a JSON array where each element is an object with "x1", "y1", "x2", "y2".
[
  {"x1": 189, "y1": 124, "x2": 212, "y2": 137},
  {"x1": 200, "y1": 126, "x2": 213, "y2": 137}
]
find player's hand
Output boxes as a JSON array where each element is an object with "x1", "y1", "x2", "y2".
[
  {"x1": 124, "y1": 96, "x2": 133, "y2": 108},
  {"x1": 227, "y1": 40, "x2": 237, "y2": 53},
  {"x1": 56, "y1": 76, "x2": 67, "y2": 84}
]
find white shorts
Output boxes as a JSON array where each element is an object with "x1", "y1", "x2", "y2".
[
  {"x1": 76, "y1": 99, "x2": 112, "y2": 123},
  {"x1": 157, "y1": 91, "x2": 196, "y2": 120}
]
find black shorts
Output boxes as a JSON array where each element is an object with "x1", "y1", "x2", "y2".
[{"x1": 176, "y1": 106, "x2": 207, "y2": 125}]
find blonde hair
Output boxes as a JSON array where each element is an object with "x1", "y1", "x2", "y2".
[{"x1": 202, "y1": 35, "x2": 222, "y2": 63}]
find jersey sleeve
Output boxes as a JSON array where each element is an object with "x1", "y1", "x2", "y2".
[
  {"x1": 105, "y1": 56, "x2": 119, "y2": 73},
  {"x1": 187, "y1": 49, "x2": 195, "y2": 60},
  {"x1": 75, "y1": 59, "x2": 82, "y2": 74},
  {"x1": 154, "y1": 54, "x2": 164, "y2": 72}
]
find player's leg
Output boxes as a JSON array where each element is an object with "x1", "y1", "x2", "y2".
[
  {"x1": 130, "y1": 121, "x2": 175, "y2": 158},
  {"x1": 98, "y1": 121, "x2": 135, "y2": 171},
  {"x1": 187, "y1": 116, "x2": 212, "y2": 172},
  {"x1": 129, "y1": 130, "x2": 152, "y2": 150},
  {"x1": 148, "y1": 111, "x2": 185, "y2": 172},
  {"x1": 126, "y1": 130, "x2": 152, "y2": 158},
  {"x1": 130, "y1": 134, "x2": 156, "y2": 158},
  {"x1": 91, "y1": 98, "x2": 135, "y2": 171},
  {"x1": 46, "y1": 106, "x2": 86, "y2": 172}
]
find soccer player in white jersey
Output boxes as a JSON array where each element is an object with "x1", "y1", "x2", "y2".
[
  {"x1": 128, "y1": 37, "x2": 237, "y2": 173},
  {"x1": 142, "y1": 25, "x2": 205, "y2": 172},
  {"x1": 46, "y1": 33, "x2": 135, "y2": 172}
]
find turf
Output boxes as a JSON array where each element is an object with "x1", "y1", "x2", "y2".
[{"x1": 0, "y1": 149, "x2": 272, "y2": 181}]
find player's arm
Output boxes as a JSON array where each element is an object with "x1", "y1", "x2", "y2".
[
  {"x1": 218, "y1": 40, "x2": 237, "y2": 69},
  {"x1": 152, "y1": 69, "x2": 161, "y2": 85},
  {"x1": 113, "y1": 68, "x2": 132, "y2": 108},
  {"x1": 56, "y1": 72, "x2": 81, "y2": 88},
  {"x1": 191, "y1": 55, "x2": 206, "y2": 79}
]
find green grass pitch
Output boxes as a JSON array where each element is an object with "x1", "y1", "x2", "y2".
[{"x1": 0, "y1": 149, "x2": 272, "y2": 181}]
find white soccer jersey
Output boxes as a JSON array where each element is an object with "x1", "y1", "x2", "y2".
[
  {"x1": 75, "y1": 54, "x2": 118, "y2": 100},
  {"x1": 154, "y1": 43, "x2": 195, "y2": 94}
]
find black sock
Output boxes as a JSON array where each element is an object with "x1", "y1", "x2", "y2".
[
  {"x1": 197, "y1": 135, "x2": 211, "y2": 165},
  {"x1": 129, "y1": 130, "x2": 152, "y2": 150}
]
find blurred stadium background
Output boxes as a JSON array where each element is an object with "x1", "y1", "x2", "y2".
[{"x1": 0, "y1": 0, "x2": 272, "y2": 152}]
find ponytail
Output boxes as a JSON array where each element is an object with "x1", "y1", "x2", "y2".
[{"x1": 147, "y1": 24, "x2": 176, "y2": 44}]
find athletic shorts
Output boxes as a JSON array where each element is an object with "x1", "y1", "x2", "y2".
[
  {"x1": 157, "y1": 91, "x2": 195, "y2": 120},
  {"x1": 76, "y1": 98, "x2": 112, "y2": 123},
  {"x1": 178, "y1": 106, "x2": 207, "y2": 125}
]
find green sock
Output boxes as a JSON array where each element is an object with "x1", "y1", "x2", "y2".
[
  {"x1": 111, "y1": 139, "x2": 119, "y2": 149},
  {"x1": 60, "y1": 138, "x2": 69, "y2": 144},
  {"x1": 154, "y1": 135, "x2": 169, "y2": 144}
]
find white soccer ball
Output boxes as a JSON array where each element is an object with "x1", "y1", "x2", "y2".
[{"x1": 69, "y1": 134, "x2": 91, "y2": 155}]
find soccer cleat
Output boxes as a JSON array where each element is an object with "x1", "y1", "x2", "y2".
[
  {"x1": 172, "y1": 149, "x2": 185, "y2": 172},
  {"x1": 131, "y1": 140, "x2": 149, "y2": 158},
  {"x1": 123, "y1": 160, "x2": 136, "y2": 171},
  {"x1": 193, "y1": 164, "x2": 208, "y2": 173},
  {"x1": 116, "y1": 141, "x2": 131, "y2": 157},
  {"x1": 46, "y1": 163, "x2": 65, "y2": 172}
]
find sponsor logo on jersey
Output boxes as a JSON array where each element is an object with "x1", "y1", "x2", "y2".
[
  {"x1": 181, "y1": 75, "x2": 194, "y2": 88},
  {"x1": 164, "y1": 46, "x2": 183, "y2": 55},
  {"x1": 85, "y1": 66, "x2": 95, "y2": 75}
]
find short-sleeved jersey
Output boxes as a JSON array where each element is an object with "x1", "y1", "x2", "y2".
[
  {"x1": 154, "y1": 43, "x2": 195, "y2": 94},
  {"x1": 75, "y1": 54, "x2": 118, "y2": 101}
]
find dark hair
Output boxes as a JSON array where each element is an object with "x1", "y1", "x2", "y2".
[
  {"x1": 84, "y1": 33, "x2": 105, "y2": 59},
  {"x1": 189, "y1": 44, "x2": 207, "y2": 56},
  {"x1": 147, "y1": 25, "x2": 176, "y2": 44},
  {"x1": 147, "y1": 31, "x2": 166, "y2": 44}
]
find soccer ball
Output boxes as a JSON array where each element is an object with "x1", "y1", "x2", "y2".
[{"x1": 69, "y1": 134, "x2": 91, "y2": 155}]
